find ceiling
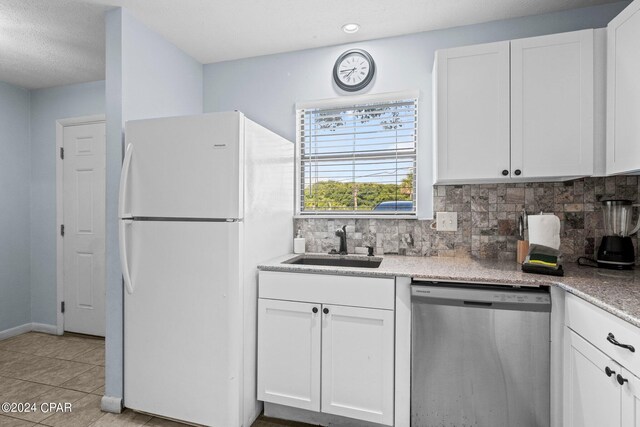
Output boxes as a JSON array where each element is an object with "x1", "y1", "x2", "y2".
[{"x1": 0, "y1": 0, "x2": 622, "y2": 89}]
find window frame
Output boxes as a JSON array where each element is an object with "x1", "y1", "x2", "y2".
[{"x1": 295, "y1": 90, "x2": 419, "y2": 219}]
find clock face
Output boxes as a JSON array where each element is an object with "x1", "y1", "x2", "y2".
[{"x1": 333, "y1": 49, "x2": 375, "y2": 92}]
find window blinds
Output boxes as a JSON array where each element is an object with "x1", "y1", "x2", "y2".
[{"x1": 298, "y1": 97, "x2": 417, "y2": 215}]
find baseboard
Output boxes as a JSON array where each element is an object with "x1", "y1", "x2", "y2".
[
  {"x1": 264, "y1": 403, "x2": 387, "y2": 427},
  {"x1": 101, "y1": 395, "x2": 123, "y2": 413},
  {"x1": 0, "y1": 323, "x2": 60, "y2": 341},
  {"x1": 0, "y1": 323, "x2": 32, "y2": 341},
  {"x1": 31, "y1": 323, "x2": 59, "y2": 335}
]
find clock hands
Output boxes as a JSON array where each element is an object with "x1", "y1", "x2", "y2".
[{"x1": 340, "y1": 67, "x2": 357, "y2": 80}]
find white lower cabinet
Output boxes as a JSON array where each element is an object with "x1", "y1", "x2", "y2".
[
  {"x1": 321, "y1": 304, "x2": 395, "y2": 425},
  {"x1": 564, "y1": 293, "x2": 640, "y2": 427},
  {"x1": 258, "y1": 299, "x2": 395, "y2": 425},
  {"x1": 257, "y1": 299, "x2": 321, "y2": 411},
  {"x1": 622, "y1": 370, "x2": 640, "y2": 427},
  {"x1": 257, "y1": 278, "x2": 395, "y2": 426},
  {"x1": 564, "y1": 329, "x2": 621, "y2": 427}
]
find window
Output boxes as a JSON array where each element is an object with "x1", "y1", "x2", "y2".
[{"x1": 296, "y1": 93, "x2": 417, "y2": 216}]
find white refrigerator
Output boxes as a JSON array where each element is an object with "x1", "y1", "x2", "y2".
[{"x1": 119, "y1": 112, "x2": 293, "y2": 427}]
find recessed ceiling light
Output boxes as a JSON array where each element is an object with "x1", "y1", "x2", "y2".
[{"x1": 342, "y1": 23, "x2": 360, "y2": 34}]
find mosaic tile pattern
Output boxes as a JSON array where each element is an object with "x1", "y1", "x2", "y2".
[{"x1": 294, "y1": 176, "x2": 640, "y2": 262}]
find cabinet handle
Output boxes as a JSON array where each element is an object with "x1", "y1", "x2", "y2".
[
  {"x1": 617, "y1": 374, "x2": 629, "y2": 386},
  {"x1": 514, "y1": 169, "x2": 522, "y2": 176},
  {"x1": 502, "y1": 170, "x2": 509, "y2": 176},
  {"x1": 605, "y1": 366, "x2": 616, "y2": 377},
  {"x1": 312, "y1": 307, "x2": 318, "y2": 313},
  {"x1": 607, "y1": 332, "x2": 635, "y2": 352},
  {"x1": 323, "y1": 308, "x2": 329, "y2": 314}
]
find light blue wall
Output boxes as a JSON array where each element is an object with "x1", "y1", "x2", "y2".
[
  {"x1": 29, "y1": 81, "x2": 106, "y2": 326},
  {"x1": 104, "y1": 7, "x2": 203, "y2": 405},
  {"x1": 0, "y1": 82, "x2": 31, "y2": 333},
  {"x1": 203, "y1": 1, "x2": 630, "y2": 219}
]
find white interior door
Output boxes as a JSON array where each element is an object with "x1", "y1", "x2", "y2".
[
  {"x1": 62, "y1": 122, "x2": 106, "y2": 337},
  {"x1": 123, "y1": 220, "x2": 242, "y2": 427}
]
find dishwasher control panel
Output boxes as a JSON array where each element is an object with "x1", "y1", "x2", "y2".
[{"x1": 411, "y1": 282, "x2": 551, "y2": 311}]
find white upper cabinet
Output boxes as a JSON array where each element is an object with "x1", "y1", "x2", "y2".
[
  {"x1": 511, "y1": 30, "x2": 594, "y2": 179},
  {"x1": 607, "y1": 0, "x2": 640, "y2": 175},
  {"x1": 434, "y1": 30, "x2": 596, "y2": 184},
  {"x1": 434, "y1": 41, "x2": 511, "y2": 182}
]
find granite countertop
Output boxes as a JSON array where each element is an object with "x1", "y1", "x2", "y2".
[{"x1": 258, "y1": 254, "x2": 640, "y2": 328}]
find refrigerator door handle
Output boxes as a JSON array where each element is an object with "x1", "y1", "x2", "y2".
[
  {"x1": 119, "y1": 143, "x2": 133, "y2": 219},
  {"x1": 120, "y1": 219, "x2": 134, "y2": 294}
]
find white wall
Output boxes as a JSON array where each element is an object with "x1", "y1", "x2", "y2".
[
  {"x1": 203, "y1": 0, "x2": 630, "y2": 219},
  {"x1": 29, "y1": 81, "x2": 106, "y2": 326},
  {"x1": 104, "y1": 7, "x2": 203, "y2": 408},
  {"x1": 0, "y1": 81, "x2": 31, "y2": 333}
]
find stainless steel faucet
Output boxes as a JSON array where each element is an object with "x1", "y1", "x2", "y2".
[{"x1": 335, "y1": 225, "x2": 348, "y2": 255}]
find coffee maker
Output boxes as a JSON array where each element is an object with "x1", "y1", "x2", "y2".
[{"x1": 597, "y1": 199, "x2": 640, "y2": 269}]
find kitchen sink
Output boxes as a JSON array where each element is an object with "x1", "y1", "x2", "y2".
[{"x1": 284, "y1": 255, "x2": 383, "y2": 268}]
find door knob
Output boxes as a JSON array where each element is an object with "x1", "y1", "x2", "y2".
[
  {"x1": 312, "y1": 307, "x2": 318, "y2": 313},
  {"x1": 514, "y1": 169, "x2": 522, "y2": 176},
  {"x1": 502, "y1": 170, "x2": 509, "y2": 176},
  {"x1": 605, "y1": 366, "x2": 616, "y2": 377},
  {"x1": 323, "y1": 308, "x2": 329, "y2": 314}
]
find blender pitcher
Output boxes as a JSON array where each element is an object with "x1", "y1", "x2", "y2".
[
  {"x1": 602, "y1": 200, "x2": 640, "y2": 237},
  {"x1": 598, "y1": 200, "x2": 640, "y2": 269}
]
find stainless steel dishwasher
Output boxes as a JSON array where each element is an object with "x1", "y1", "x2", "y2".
[{"x1": 411, "y1": 281, "x2": 551, "y2": 427}]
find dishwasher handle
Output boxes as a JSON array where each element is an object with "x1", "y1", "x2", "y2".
[{"x1": 464, "y1": 300, "x2": 493, "y2": 307}]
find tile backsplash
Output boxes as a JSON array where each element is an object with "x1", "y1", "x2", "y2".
[{"x1": 294, "y1": 176, "x2": 640, "y2": 262}]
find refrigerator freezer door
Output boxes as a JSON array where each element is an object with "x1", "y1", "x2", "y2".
[
  {"x1": 124, "y1": 220, "x2": 242, "y2": 426},
  {"x1": 123, "y1": 112, "x2": 243, "y2": 219}
]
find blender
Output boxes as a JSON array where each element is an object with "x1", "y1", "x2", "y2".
[{"x1": 597, "y1": 200, "x2": 640, "y2": 269}]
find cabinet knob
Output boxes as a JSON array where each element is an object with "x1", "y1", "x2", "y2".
[
  {"x1": 323, "y1": 308, "x2": 329, "y2": 314},
  {"x1": 501, "y1": 170, "x2": 509, "y2": 176},
  {"x1": 617, "y1": 373, "x2": 629, "y2": 386},
  {"x1": 312, "y1": 307, "x2": 318, "y2": 313},
  {"x1": 514, "y1": 169, "x2": 522, "y2": 176},
  {"x1": 605, "y1": 366, "x2": 616, "y2": 377}
]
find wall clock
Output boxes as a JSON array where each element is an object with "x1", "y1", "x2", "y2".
[{"x1": 333, "y1": 49, "x2": 375, "y2": 92}]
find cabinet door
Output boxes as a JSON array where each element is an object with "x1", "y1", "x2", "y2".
[
  {"x1": 564, "y1": 329, "x2": 621, "y2": 427},
  {"x1": 321, "y1": 305, "x2": 394, "y2": 426},
  {"x1": 607, "y1": 0, "x2": 640, "y2": 174},
  {"x1": 622, "y1": 368, "x2": 640, "y2": 427},
  {"x1": 257, "y1": 299, "x2": 321, "y2": 411},
  {"x1": 511, "y1": 30, "x2": 594, "y2": 179},
  {"x1": 434, "y1": 41, "x2": 511, "y2": 183}
]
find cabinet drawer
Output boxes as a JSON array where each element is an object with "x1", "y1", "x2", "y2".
[
  {"x1": 566, "y1": 293, "x2": 640, "y2": 376},
  {"x1": 259, "y1": 271, "x2": 395, "y2": 310}
]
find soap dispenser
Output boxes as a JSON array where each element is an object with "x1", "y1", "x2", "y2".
[{"x1": 294, "y1": 228, "x2": 306, "y2": 254}]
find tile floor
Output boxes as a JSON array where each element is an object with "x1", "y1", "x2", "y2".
[{"x1": 0, "y1": 333, "x2": 312, "y2": 427}]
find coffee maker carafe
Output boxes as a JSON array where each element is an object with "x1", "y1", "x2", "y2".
[{"x1": 597, "y1": 200, "x2": 640, "y2": 269}]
